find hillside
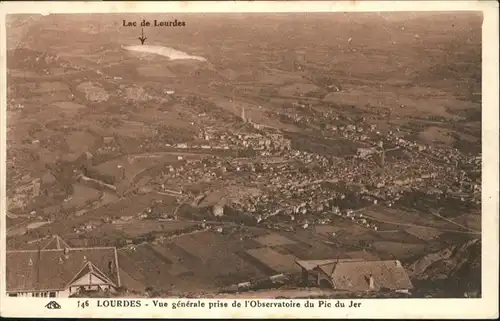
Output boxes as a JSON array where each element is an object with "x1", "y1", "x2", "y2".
[
  {"x1": 6, "y1": 12, "x2": 483, "y2": 299},
  {"x1": 408, "y1": 239, "x2": 481, "y2": 297}
]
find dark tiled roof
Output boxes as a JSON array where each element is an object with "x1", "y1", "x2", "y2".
[
  {"x1": 6, "y1": 247, "x2": 120, "y2": 292},
  {"x1": 318, "y1": 259, "x2": 413, "y2": 291}
]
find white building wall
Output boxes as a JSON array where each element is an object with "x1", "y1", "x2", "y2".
[
  {"x1": 7, "y1": 289, "x2": 68, "y2": 298},
  {"x1": 57, "y1": 289, "x2": 71, "y2": 298},
  {"x1": 8, "y1": 272, "x2": 114, "y2": 298}
]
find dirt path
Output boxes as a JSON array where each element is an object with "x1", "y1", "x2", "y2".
[
  {"x1": 363, "y1": 214, "x2": 480, "y2": 235},
  {"x1": 429, "y1": 208, "x2": 480, "y2": 233},
  {"x1": 6, "y1": 219, "x2": 29, "y2": 233}
]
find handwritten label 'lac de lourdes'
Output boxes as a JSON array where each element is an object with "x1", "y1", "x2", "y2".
[{"x1": 123, "y1": 19, "x2": 186, "y2": 27}]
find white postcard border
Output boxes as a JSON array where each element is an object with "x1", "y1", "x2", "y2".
[{"x1": 0, "y1": 1, "x2": 498, "y2": 319}]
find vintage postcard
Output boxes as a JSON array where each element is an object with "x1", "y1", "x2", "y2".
[{"x1": 0, "y1": 1, "x2": 498, "y2": 319}]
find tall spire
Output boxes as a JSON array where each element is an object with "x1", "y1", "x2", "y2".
[{"x1": 241, "y1": 106, "x2": 246, "y2": 123}]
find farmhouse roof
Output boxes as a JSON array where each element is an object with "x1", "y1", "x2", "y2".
[
  {"x1": 295, "y1": 258, "x2": 363, "y2": 271},
  {"x1": 317, "y1": 259, "x2": 413, "y2": 291},
  {"x1": 6, "y1": 246, "x2": 120, "y2": 292},
  {"x1": 68, "y1": 261, "x2": 117, "y2": 287},
  {"x1": 41, "y1": 235, "x2": 71, "y2": 250}
]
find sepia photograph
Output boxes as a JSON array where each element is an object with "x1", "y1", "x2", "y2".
[{"x1": 0, "y1": 1, "x2": 498, "y2": 319}]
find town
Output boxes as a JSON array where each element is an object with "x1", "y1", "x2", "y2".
[{"x1": 6, "y1": 12, "x2": 482, "y2": 300}]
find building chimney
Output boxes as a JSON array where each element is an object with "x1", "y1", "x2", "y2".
[
  {"x1": 369, "y1": 274, "x2": 375, "y2": 290},
  {"x1": 108, "y1": 260, "x2": 114, "y2": 275}
]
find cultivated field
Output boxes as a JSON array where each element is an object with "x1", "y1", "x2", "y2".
[{"x1": 6, "y1": 12, "x2": 482, "y2": 298}]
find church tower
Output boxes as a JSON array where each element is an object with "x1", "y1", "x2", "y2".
[{"x1": 241, "y1": 107, "x2": 246, "y2": 123}]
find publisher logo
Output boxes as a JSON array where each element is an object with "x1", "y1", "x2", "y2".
[{"x1": 45, "y1": 301, "x2": 61, "y2": 309}]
